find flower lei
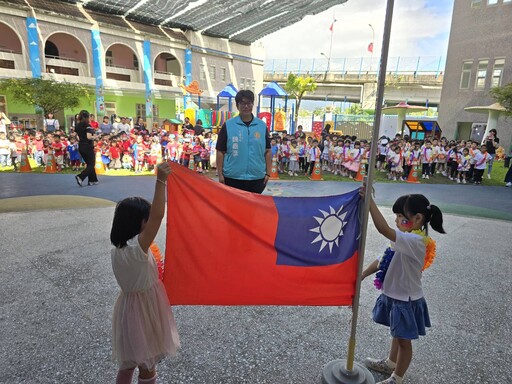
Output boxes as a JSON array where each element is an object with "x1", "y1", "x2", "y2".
[
  {"x1": 149, "y1": 242, "x2": 165, "y2": 281},
  {"x1": 373, "y1": 230, "x2": 437, "y2": 290}
]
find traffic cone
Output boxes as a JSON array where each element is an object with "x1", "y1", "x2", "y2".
[
  {"x1": 355, "y1": 161, "x2": 366, "y2": 182},
  {"x1": 45, "y1": 151, "x2": 57, "y2": 173},
  {"x1": 309, "y1": 161, "x2": 323, "y2": 181},
  {"x1": 95, "y1": 151, "x2": 105, "y2": 175},
  {"x1": 270, "y1": 156, "x2": 279, "y2": 180},
  {"x1": 407, "y1": 161, "x2": 420, "y2": 184},
  {"x1": 19, "y1": 149, "x2": 32, "y2": 173}
]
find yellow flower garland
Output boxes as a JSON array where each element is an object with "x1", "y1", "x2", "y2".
[{"x1": 411, "y1": 229, "x2": 437, "y2": 271}]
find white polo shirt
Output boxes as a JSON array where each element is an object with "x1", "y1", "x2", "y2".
[{"x1": 382, "y1": 230, "x2": 425, "y2": 301}]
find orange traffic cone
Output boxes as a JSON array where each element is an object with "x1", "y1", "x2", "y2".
[
  {"x1": 309, "y1": 161, "x2": 323, "y2": 181},
  {"x1": 95, "y1": 151, "x2": 105, "y2": 175},
  {"x1": 45, "y1": 150, "x2": 57, "y2": 173},
  {"x1": 19, "y1": 149, "x2": 32, "y2": 173},
  {"x1": 407, "y1": 161, "x2": 420, "y2": 184},
  {"x1": 270, "y1": 156, "x2": 279, "y2": 180},
  {"x1": 355, "y1": 161, "x2": 366, "y2": 182}
]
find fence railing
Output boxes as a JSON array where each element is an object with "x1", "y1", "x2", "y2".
[{"x1": 264, "y1": 56, "x2": 445, "y2": 78}]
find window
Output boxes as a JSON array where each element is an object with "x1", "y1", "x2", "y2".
[
  {"x1": 94, "y1": 101, "x2": 116, "y2": 116},
  {"x1": 210, "y1": 65, "x2": 216, "y2": 80},
  {"x1": 105, "y1": 50, "x2": 113, "y2": 67},
  {"x1": 471, "y1": 0, "x2": 482, "y2": 7},
  {"x1": 153, "y1": 104, "x2": 159, "y2": 121},
  {"x1": 491, "y1": 58, "x2": 505, "y2": 87},
  {"x1": 240, "y1": 77, "x2": 245, "y2": 89},
  {"x1": 200, "y1": 64, "x2": 206, "y2": 80},
  {"x1": 133, "y1": 54, "x2": 139, "y2": 70},
  {"x1": 487, "y1": 0, "x2": 498, "y2": 4},
  {"x1": 220, "y1": 67, "x2": 226, "y2": 81},
  {"x1": 504, "y1": 0, "x2": 511, "y2": 3},
  {"x1": 136, "y1": 104, "x2": 145, "y2": 119},
  {"x1": 252, "y1": 80, "x2": 256, "y2": 91},
  {"x1": 460, "y1": 61, "x2": 472, "y2": 89},
  {"x1": 475, "y1": 59, "x2": 488, "y2": 89},
  {"x1": 135, "y1": 104, "x2": 159, "y2": 120}
]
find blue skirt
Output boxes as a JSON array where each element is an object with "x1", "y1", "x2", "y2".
[{"x1": 372, "y1": 294, "x2": 431, "y2": 340}]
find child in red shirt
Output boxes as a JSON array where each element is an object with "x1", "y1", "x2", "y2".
[
  {"x1": 109, "y1": 139, "x2": 121, "y2": 170},
  {"x1": 52, "y1": 135, "x2": 65, "y2": 172}
]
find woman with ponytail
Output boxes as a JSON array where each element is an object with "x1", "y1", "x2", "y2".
[{"x1": 360, "y1": 191, "x2": 445, "y2": 384}]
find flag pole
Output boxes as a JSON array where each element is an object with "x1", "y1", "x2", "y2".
[{"x1": 322, "y1": 1, "x2": 395, "y2": 383}]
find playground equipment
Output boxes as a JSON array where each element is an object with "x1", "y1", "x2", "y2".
[
  {"x1": 403, "y1": 119, "x2": 442, "y2": 140},
  {"x1": 257, "y1": 81, "x2": 288, "y2": 132},
  {"x1": 217, "y1": 83, "x2": 238, "y2": 112},
  {"x1": 382, "y1": 102, "x2": 428, "y2": 136}
]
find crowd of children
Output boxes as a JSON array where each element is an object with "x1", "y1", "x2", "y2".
[
  {"x1": 0, "y1": 122, "x2": 219, "y2": 175},
  {"x1": 0, "y1": 120, "x2": 501, "y2": 187},
  {"x1": 375, "y1": 135, "x2": 493, "y2": 185}
]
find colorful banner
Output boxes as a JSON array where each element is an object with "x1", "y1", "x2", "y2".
[
  {"x1": 91, "y1": 29, "x2": 105, "y2": 116},
  {"x1": 26, "y1": 17, "x2": 41, "y2": 78},
  {"x1": 184, "y1": 48, "x2": 192, "y2": 109},
  {"x1": 143, "y1": 40, "x2": 153, "y2": 119},
  {"x1": 164, "y1": 163, "x2": 361, "y2": 305}
]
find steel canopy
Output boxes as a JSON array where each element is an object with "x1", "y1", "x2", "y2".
[{"x1": 55, "y1": 0, "x2": 348, "y2": 44}]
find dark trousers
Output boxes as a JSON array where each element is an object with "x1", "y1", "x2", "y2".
[
  {"x1": 448, "y1": 161, "x2": 458, "y2": 178},
  {"x1": 422, "y1": 163, "x2": 432, "y2": 176},
  {"x1": 403, "y1": 164, "x2": 411, "y2": 178},
  {"x1": 224, "y1": 177, "x2": 266, "y2": 194},
  {"x1": 467, "y1": 164, "x2": 475, "y2": 180},
  {"x1": 299, "y1": 157, "x2": 306, "y2": 171},
  {"x1": 309, "y1": 161, "x2": 316, "y2": 175},
  {"x1": 473, "y1": 169, "x2": 484, "y2": 183},
  {"x1": 505, "y1": 165, "x2": 512, "y2": 183},
  {"x1": 201, "y1": 159, "x2": 209, "y2": 171},
  {"x1": 77, "y1": 145, "x2": 98, "y2": 183}
]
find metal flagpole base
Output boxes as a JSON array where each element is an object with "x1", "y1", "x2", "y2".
[{"x1": 321, "y1": 360, "x2": 375, "y2": 384}]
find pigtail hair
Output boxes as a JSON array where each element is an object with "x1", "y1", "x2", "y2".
[{"x1": 428, "y1": 204, "x2": 446, "y2": 234}]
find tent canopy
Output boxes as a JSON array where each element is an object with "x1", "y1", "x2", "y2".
[
  {"x1": 259, "y1": 81, "x2": 288, "y2": 97},
  {"x1": 217, "y1": 84, "x2": 238, "y2": 98}
]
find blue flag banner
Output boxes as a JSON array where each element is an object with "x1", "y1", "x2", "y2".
[
  {"x1": 91, "y1": 29, "x2": 105, "y2": 116},
  {"x1": 26, "y1": 17, "x2": 41, "y2": 78},
  {"x1": 274, "y1": 190, "x2": 360, "y2": 267},
  {"x1": 143, "y1": 40, "x2": 153, "y2": 119}
]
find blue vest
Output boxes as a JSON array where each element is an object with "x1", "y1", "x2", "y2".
[{"x1": 223, "y1": 115, "x2": 267, "y2": 180}]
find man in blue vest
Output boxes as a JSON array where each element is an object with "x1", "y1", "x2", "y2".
[{"x1": 216, "y1": 90, "x2": 272, "y2": 193}]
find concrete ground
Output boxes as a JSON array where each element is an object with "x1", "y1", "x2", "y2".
[{"x1": 0, "y1": 173, "x2": 511, "y2": 383}]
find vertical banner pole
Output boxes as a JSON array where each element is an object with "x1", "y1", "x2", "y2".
[
  {"x1": 346, "y1": 0, "x2": 395, "y2": 373},
  {"x1": 321, "y1": 2, "x2": 395, "y2": 383}
]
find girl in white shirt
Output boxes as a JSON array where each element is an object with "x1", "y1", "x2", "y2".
[{"x1": 361, "y1": 193, "x2": 445, "y2": 384}]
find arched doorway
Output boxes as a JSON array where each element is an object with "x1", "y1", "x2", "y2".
[
  {"x1": 154, "y1": 52, "x2": 182, "y2": 87},
  {"x1": 105, "y1": 43, "x2": 141, "y2": 82},
  {"x1": 44, "y1": 33, "x2": 88, "y2": 76},
  {"x1": 44, "y1": 41, "x2": 59, "y2": 57},
  {"x1": 0, "y1": 22, "x2": 23, "y2": 70}
]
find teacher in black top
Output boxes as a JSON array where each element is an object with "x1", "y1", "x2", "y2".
[{"x1": 75, "y1": 110, "x2": 99, "y2": 186}]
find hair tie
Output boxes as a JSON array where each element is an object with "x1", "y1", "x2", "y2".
[{"x1": 426, "y1": 205, "x2": 431, "y2": 210}]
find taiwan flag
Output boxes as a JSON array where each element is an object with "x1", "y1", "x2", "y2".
[{"x1": 164, "y1": 163, "x2": 361, "y2": 306}]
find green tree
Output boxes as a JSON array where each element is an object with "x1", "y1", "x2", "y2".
[
  {"x1": 0, "y1": 78, "x2": 91, "y2": 116},
  {"x1": 344, "y1": 103, "x2": 365, "y2": 115},
  {"x1": 284, "y1": 74, "x2": 317, "y2": 129},
  {"x1": 490, "y1": 83, "x2": 512, "y2": 116}
]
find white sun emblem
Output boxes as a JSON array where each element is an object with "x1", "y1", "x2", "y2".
[{"x1": 309, "y1": 206, "x2": 348, "y2": 253}]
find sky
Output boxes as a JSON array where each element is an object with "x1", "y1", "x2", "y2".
[{"x1": 262, "y1": 0, "x2": 454, "y2": 61}]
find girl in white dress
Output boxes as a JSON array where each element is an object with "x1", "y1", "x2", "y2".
[{"x1": 110, "y1": 162, "x2": 180, "y2": 384}]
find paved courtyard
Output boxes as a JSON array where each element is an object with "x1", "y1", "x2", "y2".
[{"x1": 0, "y1": 173, "x2": 511, "y2": 383}]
